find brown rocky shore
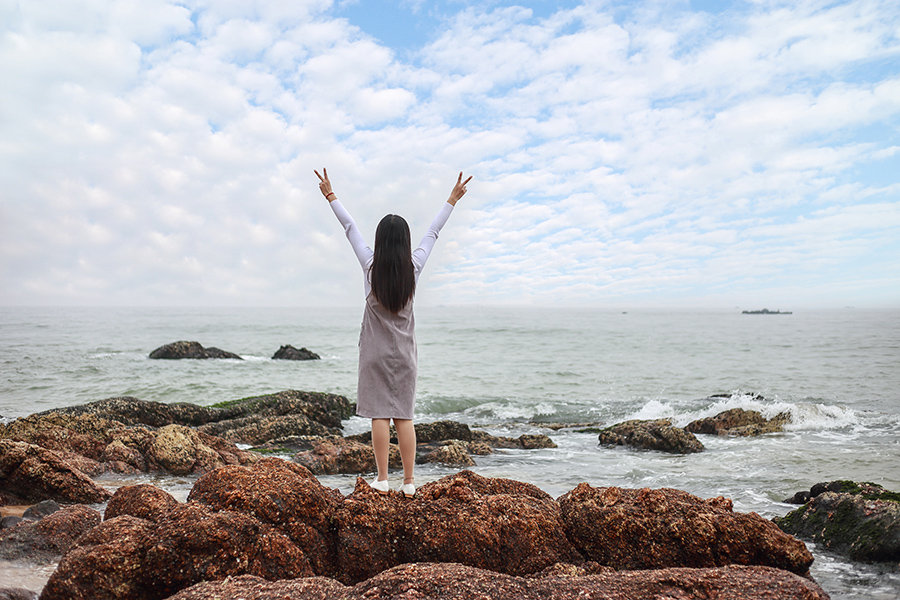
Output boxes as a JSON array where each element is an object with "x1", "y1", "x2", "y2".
[{"x1": 0, "y1": 392, "x2": 859, "y2": 599}]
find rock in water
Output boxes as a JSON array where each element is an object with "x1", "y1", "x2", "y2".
[
  {"x1": 0, "y1": 439, "x2": 111, "y2": 504},
  {"x1": 559, "y1": 483, "x2": 813, "y2": 575},
  {"x1": 164, "y1": 563, "x2": 830, "y2": 600},
  {"x1": 686, "y1": 408, "x2": 790, "y2": 436},
  {"x1": 148, "y1": 340, "x2": 242, "y2": 360},
  {"x1": 272, "y1": 345, "x2": 320, "y2": 360},
  {"x1": 776, "y1": 488, "x2": 900, "y2": 563},
  {"x1": 598, "y1": 419, "x2": 704, "y2": 453},
  {"x1": 0, "y1": 504, "x2": 101, "y2": 563}
]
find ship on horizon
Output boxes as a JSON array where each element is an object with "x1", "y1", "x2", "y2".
[{"x1": 741, "y1": 308, "x2": 793, "y2": 314}]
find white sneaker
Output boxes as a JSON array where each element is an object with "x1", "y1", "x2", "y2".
[
  {"x1": 399, "y1": 482, "x2": 415, "y2": 498},
  {"x1": 369, "y1": 478, "x2": 389, "y2": 494}
]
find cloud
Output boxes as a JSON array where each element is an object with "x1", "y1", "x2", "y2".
[{"x1": 1, "y1": 0, "x2": 898, "y2": 308}]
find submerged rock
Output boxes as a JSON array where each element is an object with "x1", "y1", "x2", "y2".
[
  {"x1": 559, "y1": 483, "x2": 814, "y2": 575},
  {"x1": 597, "y1": 419, "x2": 704, "y2": 454},
  {"x1": 686, "y1": 408, "x2": 790, "y2": 436},
  {"x1": 149, "y1": 340, "x2": 242, "y2": 360},
  {"x1": 164, "y1": 562, "x2": 830, "y2": 600},
  {"x1": 272, "y1": 345, "x2": 320, "y2": 360},
  {"x1": 0, "y1": 504, "x2": 101, "y2": 563},
  {"x1": 0, "y1": 439, "x2": 111, "y2": 504},
  {"x1": 776, "y1": 487, "x2": 900, "y2": 563}
]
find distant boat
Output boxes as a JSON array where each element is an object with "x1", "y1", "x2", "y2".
[{"x1": 741, "y1": 308, "x2": 793, "y2": 315}]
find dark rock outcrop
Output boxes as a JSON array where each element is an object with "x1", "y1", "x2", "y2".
[
  {"x1": 22, "y1": 499, "x2": 60, "y2": 520},
  {"x1": 776, "y1": 488, "x2": 900, "y2": 563},
  {"x1": 0, "y1": 439, "x2": 111, "y2": 504},
  {"x1": 272, "y1": 345, "x2": 320, "y2": 360},
  {"x1": 0, "y1": 589, "x2": 37, "y2": 600},
  {"x1": 598, "y1": 419, "x2": 704, "y2": 453},
  {"x1": 783, "y1": 479, "x2": 899, "y2": 504},
  {"x1": 39, "y1": 504, "x2": 312, "y2": 600},
  {"x1": 416, "y1": 440, "x2": 476, "y2": 467},
  {"x1": 197, "y1": 413, "x2": 334, "y2": 445},
  {"x1": 0, "y1": 504, "x2": 101, "y2": 562},
  {"x1": 559, "y1": 483, "x2": 814, "y2": 575},
  {"x1": 188, "y1": 459, "x2": 341, "y2": 577},
  {"x1": 292, "y1": 436, "x2": 401, "y2": 475},
  {"x1": 149, "y1": 341, "x2": 242, "y2": 360},
  {"x1": 104, "y1": 484, "x2": 179, "y2": 522},
  {"x1": 164, "y1": 562, "x2": 831, "y2": 600},
  {"x1": 686, "y1": 408, "x2": 790, "y2": 436}
]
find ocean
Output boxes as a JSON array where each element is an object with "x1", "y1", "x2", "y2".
[{"x1": 1, "y1": 305, "x2": 899, "y2": 598}]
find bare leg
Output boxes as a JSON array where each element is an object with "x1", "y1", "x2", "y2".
[
  {"x1": 393, "y1": 418, "x2": 416, "y2": 484},
  {"x1": 371, "y1": 418, "x2": 390, "y2": 481}
]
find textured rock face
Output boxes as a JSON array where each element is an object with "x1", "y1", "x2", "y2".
[
  {"x1": 783, "y1": 480, "x2": 898, "y2": 504},
  {"x1": 0, "y1": 440, "x2": 111, "y2": 504},
  {"x1": 776, "y1": 490, "x2": 900, "y2": 562},
  {"x1": 188, "y1": 459, "x2": 341, "y2": 576},
  {"x1": 0, "y1": 589, "x2": 37, "y2": 600},
  {"x1": 39, "y1": 504, "x2": 313, "y2": 600},
  {"x1": 686, "y1": 408, "x2": 790, "y2": 436},
  {"x1": 272, "y1": 344, "x2": 321, "y2": 360},
  {"x1": 104, "y1": 484, "x2": 179, "y2": 522},
  {"x1": 598, "y1": 418, "x2": 705, "y2": 453},
  {"x1": 149, "y1": 340, "x2": 242, "y2": 359},
  {"x1": 197, "y1": 413, "x2": 333, "y2": 444},
  {"x1": 0, "y1": 504, "x2": 101, "y2": 562},
  {"x1": 165, "y1": 563, "x2": 831, "y2": 600},
  {"x1": 559, "y1": 483, "x2": 814, "y2": 575},
  {"x1": 416, "y1": 440, "x2": 476, "y2": 467},
  {"x1": 293, "y1": 436, "x2": 401, "y2": 475}
]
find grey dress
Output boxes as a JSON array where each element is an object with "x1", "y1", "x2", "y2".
[{"x1": 330, "y1": 199, "x2": 454, "y2": 419}]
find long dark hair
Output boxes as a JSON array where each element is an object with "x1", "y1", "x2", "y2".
[{"x1": 370, "y1": 214, "x2": 415, "y2": 312}]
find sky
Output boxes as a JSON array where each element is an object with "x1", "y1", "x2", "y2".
[{"x1": 1, "y1": 0, "x2": 898, "y2": 309}]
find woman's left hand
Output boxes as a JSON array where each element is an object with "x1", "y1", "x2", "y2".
[
  {"x1": 448, "y1": 172, "x2": 473, "y2": 206},
  {"x1": 315, "y1": 168, "x2": 335, "y2": 201}
]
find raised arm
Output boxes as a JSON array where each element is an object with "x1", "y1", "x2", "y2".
[
  {"x1": 316, "y1": 168, "x2": 373, "y2": 271},
  {"x1": 412, "y1": 172, "x2": 472, "y2": 274}
]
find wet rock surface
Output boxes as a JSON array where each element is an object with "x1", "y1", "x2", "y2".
[
  {"x1": 104, "y1": 484, "x2": 179, "y2": 522},
  {"x1": 776, "y1": 483, "x2": 900, "y2": 563},
  {"x1": 686, "y1": 408, "x2": 790, "y2": 436},
  {"x1": 0, "y1": 440, "x2": 111, "y2": 504},
  {"x1": 163, "y1": 562, "x2": 830, "y2": 600},
  {"x1": 149, "y1": 340, "x2": 242, "y2": 360},
  {"x1": 0, "y1": 589, "x2": 37, "y2": 600},
  {"x1": 272, "y1": 344, "x2": 321, "y2": 360},
  {"x1": 559, "y1": 482, "x2": 814, "y2": 575},
  {"x1": 0, "y1": 504, "x2": 101, "y2": 563},
  {"x1": 598, "y1": 418, "x2": 705, "y2": 453},
  {"x1": 783, "y1": 480, "x2": 899, "y2": 504},
  {"x1": 292, "y1": 436, "x2": 402, "y2": 475}
]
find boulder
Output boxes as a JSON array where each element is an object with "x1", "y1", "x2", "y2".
[
  {"x1": 209, "y1": 390, "x2": 353, "y2": 430},
  {"x1": 0, "y1": 439, "x2": 111, "y2": 504},
  {"x1": 686, "y1": 408, "x2": 790, "y2": 436},
  {"x1": 39, "y1": 504, "x2": 312, "y2": 600},
  {"x1": 416, "y1": 440, "x2": 476, "y2": 467},
  {"x1": 144, "y1": 424, "x2": 256, "y2": 475},
  {"x1": 40, "y1": 397, "x2": 211, "y2": 427},
  {"x1": 148, "y1": 341, "x2": 242, "y2": 360},
  {"x1": 272, "y1": 345, "x2": 320, "y2": 360},
  {"x1": 104, "y1": 484, "x2": 179, "y2": 522},
  {"x1": 0, "y1": 504, "x2": 101, "y2": 562},
  {"x1": 197, "y1": 413, "x2": 334, "y2": 445},
  {"x1": 775, "y1": 490, "x2": 900, "y2": 563},
  {"x1": 559, "y1": 483, "x2": 813, "y2": 575},
  {"x1": 188, "y1": 459, "x2": 341, "y2": 576},
  {"x1": 470, "y1": 429, "x2": 557, "y2": 449},
  {"x1": 597, "y1": 419, "x2": 704, "y2": 453},
  {"x1": 22, "y1": 499, "x2": 60, "y2": 520},
  {"x1": 292, "y1": 436, "x2": 401, "y2": 475},
  {"x1": 163, "y1": 574, "x2": 346, "y2": 600},
  {"x1": 783, "y1": 479, "x2": 899, "y2": 504}
]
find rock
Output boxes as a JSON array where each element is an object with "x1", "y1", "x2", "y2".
[
  {"x1": 0, "y1": 589, "x2": 37, "y2": 600},
  {"x1": 416, "y1": 440, "x2": 476, "y2": 467},
  {"x1": 188, "y1": 459, "x2": 341, "y2": 577},
  {"x1": 469, "y1": 429, "x2": 557, "y2": 450},
  {"x1": 292, "y1": 436, "x2": 401, "y2": 475},
  {"x1": 209, "y1": 390, "x2": 353, "y2": 430},
  {"x1": 148, "y1": 340, "x2": 242, "y2": 360},
  {"x1": 0, "y1": 439, "x2": 111, "y2": 504},
  {"x1": 775, "y1": 490, "x2": 900, "y2": 562},
  {"x1": 1, "y1": 516, "x2": 23, "y2": 529},
  {"x1": 40, "y1": 503, "x2": 313, "y2": 600},
  {"x1": 400, "y1": 470, "x2": 583, "y2": 577},
  {"x1": 40, "y1": 397, "x2": 211, "y2": 427},
  {"x1": 164, "y1": 574, "x2": 347, "y2": 600},
  {"x1": 558, "y1": 483, "x2": 813, "y2": 575},
  {"x1": 686, "y1": 408, "x2": 790, "y2": 436},
  {"x1": 198, "y1": 413, "x2": 334, "y2": 444},
  {"x1": 144, "y1": 424, "x2": 256, "y2": 475},
  {"x1": 518, "y1": 434, "x2": 557, "y2": 449},
  {"x1": 104, "y1": 484, "x2": 179, "y2": 522},
  {"x1": 0, "y1": 504, "x2": 101, "y2": 562},
  {"x1": 348, "y1": 419, "x2": 473, "y2": 445},
  {"x1": 598, "y1": 419, "x2": 704, "y2": 453},
  {"x1": 783, "y1": 479, "x2": 899, "y2": 504},
  {"x1": 272, "y1": 345, "x2": 320, "y2": 360},
  {"x1": 22, "y1": 499, "x2": 60, "y2": 520}
]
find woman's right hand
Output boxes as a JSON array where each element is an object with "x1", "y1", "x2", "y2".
[
  {"x1": 448, "y1": 171, "x2": 473, "y2": 206},
  {"x1": 315, "y1": 168, "x2": 335, "y2": 201}
]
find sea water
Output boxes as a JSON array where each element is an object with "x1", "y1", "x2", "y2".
[{"x1": 1, "y1": 305, "x2": 898, "y2": 598}]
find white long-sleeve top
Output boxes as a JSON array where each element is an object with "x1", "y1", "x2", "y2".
[{"x1": 329, "y1": 199, "x2": 454, "y2": 298}]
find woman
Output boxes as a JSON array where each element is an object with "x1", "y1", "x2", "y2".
[{"x1": 315, "y1": 168, "x2": 471, "y2": 497}]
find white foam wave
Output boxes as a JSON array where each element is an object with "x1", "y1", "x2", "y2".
[
  {"x1": 626, "y1": 399, "x2": 676, "y2": 421},
  {"x1": 678, "y1": 391, "x2": 861, "y2": 431},
  {"x1": 463, "y1": 400, "x2": 558, "y2": 422}
]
